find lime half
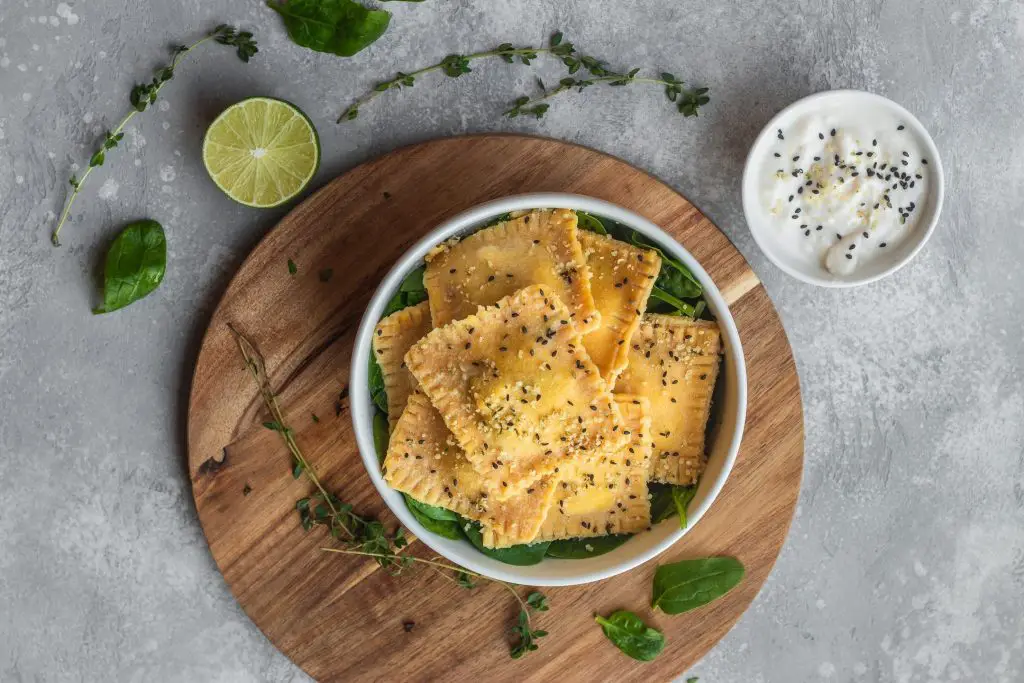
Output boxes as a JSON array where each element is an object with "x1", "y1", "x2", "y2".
[{"x1": 202, "y1": 97, "x2": 320, "y2": 208}]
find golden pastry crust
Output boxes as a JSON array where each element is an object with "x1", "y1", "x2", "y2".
[
  {"x1": 423, "y1": 209, "x2": 599, "y2": 334},
  {"x1": 614, "y1": 314, "x2": 721, "y2": 485},
  {"x1": 405, "y1": 285, "x2": 626, "y2": 499},
  {"x1": 382, "y1": 392, "x2": 556, "y2": 548},
  {"x1": 371, "y1": 301, "x2": 433, "y2": 429},
  {"x1": 577, "y1": 231, "x2": 661, "y2": 385},
  {"x1": 535, "y1": 395, "x2": 653, "y2": 541}
]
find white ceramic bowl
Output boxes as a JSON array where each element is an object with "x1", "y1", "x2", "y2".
[
  {"x1": 742, "y1": 90, "x2": 944, "y2": 287},
  {"x1": 350, "y1": 193, "x2": 747, "y2": 586}
]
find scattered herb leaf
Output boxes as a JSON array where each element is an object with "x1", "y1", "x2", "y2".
[
  {"x1": 671, "y1": 485, "x2": 697, "y2": 529},
  {"x1": 267, "y1": 0, "x2": 391, "y2": 57},
  {"x1": 311, "y1": 413, "x2": 320, "y2": 423},
  {"x1": 339, "y1": 30, "x2": 708, "y2": 123},
  {"x1": 287, "y1": 258, "x2": 298, "y2": 275},
  {"x1": 595, "y1": 610, "x2": 666, "y2": 661},
  {"x1": 651, "y1": 557, "x2": 745, "y2": 614},
  {"x1": 93, "y1": 220, "x2": 166, "y2": 314},
  {"x1": 52, "y1": 25, "x2": 256, "y2": 246}
]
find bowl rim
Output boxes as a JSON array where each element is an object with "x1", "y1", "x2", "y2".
[
  {"x1": 741, "y1": 88, "x2": 945, "y2": 288},
  {"x1": 349, "y1": 192, "x2": 747, "y2": 586}
]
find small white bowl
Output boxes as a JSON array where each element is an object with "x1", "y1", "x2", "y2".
[
  {"x1": 742, "y1": 90, "x2": 944, "y2": 287},
  {"x1": 350, "y1": 193, "x2": 747, "y2": 586}
]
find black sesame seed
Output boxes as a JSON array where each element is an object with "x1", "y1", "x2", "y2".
[
  {"x1": 815, "y1": 225, "x2": 823, "y2": 231},
  {"x1": 848, "y1": 244, "x2": 856, "y2": 251},
  {"x1": 774, "y1": 152, "x2": 781, "y2": 157},
  {"x1": 788, "y1": 194, "x2": 794, "y2": 202},
  {"x1": 804, "y1": 229, "x2": 810, "y2": 236},
  {"x1": 831, "y1": 128, "x2": 836, "y2": 136},
  {"x1": 921, "y1": 158, "x2": 928, "y2": 165},
  {"x1": 872, "y1": 139, "x2": 877, "y2": 146},
  {"x1": 846, "y1": 253, "x2": 853, "y2": 259},
  {"x1": 903, "y1": 151, "x2": 910, "y2": 157},
  {"x1": 818, "y1": 132, "x2": 825, "y2": 140},
  {"x1": 897, "y1": 124, "x2": 905, "y2": 130},
  {"x1": 777, "y1": 129, "x2": 784, "y2": 140},
  {"x1": 793, "y1": 155, "x2": 800, "y2": 162},
  {"x1": 862, "y1": 231, "x2": 869, "y2": 239},
  {"x1": 879, "y1": 242, "x2": 887, "y2": 248}
]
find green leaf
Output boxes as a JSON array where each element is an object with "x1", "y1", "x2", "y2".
[
  {"x1": 546, "y1": 534, "x2": 631, "y2": 559},
  {"x1": 595, "y1": 610, "x2": 665, "y2": 662},
  {"x1": 372, "y1": 410, "x2": 389, "y2": 463},
  {"x1": 267, "y1": 0, "x2": 391, "y2": 57},
  {"x1": 399, "y1": 266, "x2": 425, "y2": 293},
  {"x1": 292, "y1": 462, "x2": 304, "y2": 479},
  {"x1": 463, "y1": 520, "x2": 550, "y2": 565},
  {"x1": 287, "y1": 258, "x2": 297, "y2": 275},
  {"x1": 405, "y1": 497, "x2": 463, "y2": 539},
  {"x1": 671, "y1": 485, "x2": 697, "y2": 529},
  {"x1": 649, "y1": 287, "x2": 697, "y2": 317},
  {"x1": 649, "y1": 483, "x2": 676, "y2": 523},
  {"x1": 525, "y1": 592, "x2": 549, "y2": 611},
  {"x1": 404, "y1": 495, "x2": 459, "y2": 522},
  {"x1": 576, "y1": 211, "x2": 608, "y2": 235},
  {"x1": 263, "y1": 420, "x2": 283, "y2": 431},
  {"x1": 629, "y1": 233, "x2": 703, "y2": 299},
  {"x1": 368, "y1": 350, "x2": 388, "y2": 413},
  {"x1": 651, "y1": 557, "x2": 745, "y2": 614},
  {"x1": 92, "y1": 220, "x2": 166, "y2": 314},
  {"x1": 89, "y1": 150, "x2": 105, "y2": 167}
]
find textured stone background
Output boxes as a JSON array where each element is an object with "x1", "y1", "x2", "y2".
[{"x1": 1, "y1": 1, "x2": 1022, "y2": 681}]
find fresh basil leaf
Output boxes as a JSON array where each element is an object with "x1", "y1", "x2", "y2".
[
  {"x1": 404, "y1": 495, "x2": 460, "y2": 522},
  {"x1": 649, "y1": 287, "x2": 697, "y2": 317},
  {"x1": 368, "y1": 350, "x2": 388, "y2": 414},
  {"x1": 463, "y1": 520, "x2": 550, "y2": 565},
  {"x1": 671, "y1": 485, "x2": 697, "y2": 529},
  {"x1": 267, "y1": 0, "x2": 390, "y2": 57},
  {"x1": 399, "y1": 265, "x2": 425, "y2": 292},
  {"x1": 576, "y1": 211, "x2": 608, "y2": 235},
  {"x1": 546, "y1": 534, "x2": 631, "y2": 559},
  {"x1": 93, "y1": 219, "x2": 166, "y2": 314},
  {"x1": 595, "y1": 610, "x2": 665, "y2": 662},
  {"x1": 372, "y1": 410, "x2": 389, "y2": 463},
  {"x1": 406, "y1": 498, "x2": 463, "y2": 540},
  {"x1": 651, "y1": 557, "x2": 744, "y2": 614}
]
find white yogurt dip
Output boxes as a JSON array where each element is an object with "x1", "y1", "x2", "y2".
[{"x1": 754, "y1": 105, "x2": 932, "y2": 277}]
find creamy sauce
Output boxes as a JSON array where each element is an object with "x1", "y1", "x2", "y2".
[{"x1": 757, "y1": 107, "x2": 931, "y2": 276}]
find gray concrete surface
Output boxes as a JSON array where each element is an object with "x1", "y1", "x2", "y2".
[{"x1": 1, "y1": 1, "x2": 1022, "y2": 681}]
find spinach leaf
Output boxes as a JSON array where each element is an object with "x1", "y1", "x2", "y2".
[
  {"x1": 576, "y1": 211, "x2": 608, "y2": 235},
  {"x1": 93, "y1": 219, "x2": 166, "y2": 314},
  {"x1": 546, "y1": 534, "x2": 631, "y2": 559},
  {"x1": 651, "y1": 557, "x2": 744, "y2": 614},
  {"x1": 372, "y1": 410, "x2": 389, "y2": 463},
  {"x1": 267, "y1": 0, "x2": 390, "y2": 57},
  {"x1": 649, "y1": 483, "x2": 676, "y2": 523},
  {"x1": 406, "y1": 498, "x2": 463, "y2": 540},
  {"x1": 630, "y1": 233, "x2": 703, "y2": 298},
  {"x1": 595, "y1": 610, "x2": 665, "y2": 662},
  {"x1": 483, "y1": 212, "x2": 512, "y2": 227},
  {"x1": 399, "y1": 265, "x2": 425, "y2": 292},
  {"x1": 649, "y1": 287, "x2": 698, "y2": 317},
  {"x1": 463, "y1": 520, "x2": 550, "y2": 565},
  {"x1": 404, "y1": 495, "x2": 459, "y2": 522},
  {"x1": 368, "y1": 351, "x2": 388, "y2": 413},
  {"x1": 671, "y1": 485, "x2": 697, "y2": 529}
]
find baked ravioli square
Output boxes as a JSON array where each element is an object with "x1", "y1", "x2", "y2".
[
  {"x1": 578, "y1": 230, "x2": 661, "y2": 384},
  {"x1": 372, "y1": 301, "x2": 433, "y2": 429},
  {"x1": 405, "y1": 285, "x2": 626, "y2": 499},
  {"x1": 614, "y1": 314, "x2": 721, "y2": 485},
  {"x1": 423, "y1": 209, "x2": 599, "y2": 334},
  {"x1": 382, "y1": 392, "x2": 556, "y2": 548},
  {"x1": 536, "y1": 395, "x2": 653, "y2": 541}
]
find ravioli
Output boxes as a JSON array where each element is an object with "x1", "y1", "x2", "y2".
[
  {"x1": 578, "y1": 231, "x2": 661, "y2": 384},
  {"x1": 372, "y1": 301, "x2": 433, "y2": 429},
  {"x1": 614, "y1": 314, "x2": 721, "y2": 485},
  {"x1": 382, "y1": 392, "x2": 556, "y2": 548},
  {"x1": 405, "y1": 285, "x2": 626, "y2": 499},
  {"x1": 423, "y1": 209, "x2": 599, "y2": 334},
  {"x1": 535, "y1": 395, "x2": 653, "y2": 541}
]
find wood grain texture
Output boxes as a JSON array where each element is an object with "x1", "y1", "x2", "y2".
[{"x1": 187, "y1": 134, "x2": 804, "y2": 682}]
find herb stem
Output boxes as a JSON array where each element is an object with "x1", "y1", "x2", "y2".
[
  {"x1": 338, "y1": 46, "x2": 558, "y2": 123},
  {"x1": 52, "y1": 26, "x2": 257, "y2": 246}
]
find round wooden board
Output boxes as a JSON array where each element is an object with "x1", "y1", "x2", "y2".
[{"x1": 188, "y1": 134, "x2": 803, "y2": 682}]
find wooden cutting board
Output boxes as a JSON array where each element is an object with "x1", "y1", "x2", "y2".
[{"x1": 187, "y1": 134, "x2": 803, "y2": 682}]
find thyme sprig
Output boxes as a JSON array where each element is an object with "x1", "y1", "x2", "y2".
[
  {"x1": 339, "y1": 30, "x2": 708, "y2": 123},
  {"x1": 229, "y1": 323, "x2": 407, "y2": 573},
  {"x1": 51, "y1": 25, "x2": 257, "y2": 246},
  {"x1": 229, "y1": 324, "x2": 549, "y2": 658},
  {"x1": 322, "y1": 548, "x2": 549, "y2": 658}
]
